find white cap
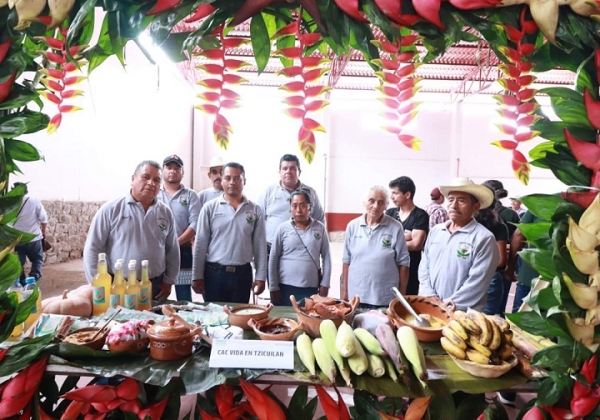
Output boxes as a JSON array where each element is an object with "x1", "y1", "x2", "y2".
[
  {"x1": 98, "y1": 253, "x2": 106, "y2": 260},
  {"x1": 142, "y1": 260, "x2": 148, "y2": 267},
  {"x1": 128, "y1": 260, "x2": 136, "y2": 270},
  {"x1": 115, "y1": 261, "x2": 123, "y2": 269}
]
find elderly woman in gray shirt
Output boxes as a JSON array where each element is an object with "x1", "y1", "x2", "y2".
[{"x1": 268, "y1": 189, "x2": 331, "y2": 305}]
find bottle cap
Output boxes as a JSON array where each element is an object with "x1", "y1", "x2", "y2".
[
  {"x1": 142, "y1": 260, "x2": 148, "y2": 267},
  {"x1": 98, "y1": 253, "x2": 106, "y2": 260},
  {"x1": 117, "y1": 259, "x2": 124, "y2": 264},
  {"x1": 25, "y1": 277, "x2": 36, "y2": 284},
  {"x1": 115, "y1": 261, "x2": 123, "y2": 269}
]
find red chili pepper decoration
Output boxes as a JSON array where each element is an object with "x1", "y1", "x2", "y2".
[{"x1": 0, "y1": 356, "x2": 48, "y2": 419}]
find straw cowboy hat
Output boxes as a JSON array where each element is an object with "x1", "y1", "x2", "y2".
[
  {"x1": 439, "y1": 177, "x2": 494, "y2": 209},
  {"x1": 200, "y1": 156, "x2": 226, "y2": 171}
]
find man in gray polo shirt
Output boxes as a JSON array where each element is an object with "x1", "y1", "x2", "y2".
[
  {"x1": 157, "y1": 155, "x2": 200, "y2": 302},
  {"x1": 84, "y1": 160, "x2": 180, "y2": 300},
  {"x1": 418, "y1": 177, "x2": 500, "y2": 311},
  {"x1": 258, "y1": 154, "x2": 325, "y2": 248},
  {"x1": 191, "y1": 162, "x2": 267, "y2": 303},
  {"x1": 197, "y1": 156, "x2": 225, "y2": 208}
]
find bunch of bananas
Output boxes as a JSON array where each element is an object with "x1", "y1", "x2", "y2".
[
  {"x1": 295, "y1": 319, "x2": 428, "y2": 388},
  {"x1": 440, "y1": 309, "x2": 514, "y2": 365}
]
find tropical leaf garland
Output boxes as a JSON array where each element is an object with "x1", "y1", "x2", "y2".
[{"x1": 273, "y1": 17, "x2": 331, "y2": 163}]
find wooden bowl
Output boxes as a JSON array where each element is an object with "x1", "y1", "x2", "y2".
[
  {"x1": 290, "y1": 295, "x2": 360, "y2": 338},
  {"x1": 224, "y1": 303, "x2": 273, "y2": 330},
  {"x1": 450, "y1": 354, "x2": 518, "y2": 378},
  {"x1": 108, "y1": 338, "x2": 149, "y2": 353},
  {"x1": 63, "y1": 327, "x2": 108, "y2": 350},
  {"x1": 248, "y1": 317, "x2": 304, "y2": 341},
  {"x1": 387, "y1": 295, "x2": 455, "y2": 342}
]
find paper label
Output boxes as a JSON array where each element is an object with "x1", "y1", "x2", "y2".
[
  {"x1": 209, "y1": 339, "x2": 294, "y2": 369},
  {"x1": 109, "y1": 294, "x2": 121, "y2": 308},
  {"x1": 93, "y1": 286, "x2": 106, "y2": 305},
  {"x1": 124, "y1": 293, "x2": 136, "y2": 310}
]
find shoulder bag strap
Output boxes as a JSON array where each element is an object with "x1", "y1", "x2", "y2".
[
  {"x1": 16, "y1": 197, "x2": 29, "y2": 219},
  {"x1": 292, "y1": 221, "x2": 320, "y2": 272}
]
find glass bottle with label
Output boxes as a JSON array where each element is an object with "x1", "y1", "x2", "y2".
[
  {"x1": 138, "y1": 260, "x2": 152, "y2": 311},
  {"x1": 92, "y1": 253, "x2": 112, "y2": 316},
  {"x1": 22, "y1": 277, "x2": 42, "y2": 331},
  {"x1": 9, "y1": 280, "x2": 23, "y2": 337},
  {"x1": 124, "y1": 260, "x2": 139, "y2": 310},
  {"x1": 110, "y1": 261, "x2": 125, "y2": 308}
]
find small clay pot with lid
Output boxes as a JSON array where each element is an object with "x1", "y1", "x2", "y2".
[{"x1": 146, "y1": 317, "x2": 202, "y2": 361}]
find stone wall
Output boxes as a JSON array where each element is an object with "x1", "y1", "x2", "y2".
[{"x1": 42, "y1": 201, "x2": 103, "y2": 264}]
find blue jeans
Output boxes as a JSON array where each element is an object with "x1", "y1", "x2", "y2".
[
  {"x1": 484, "y1": 271, "x2": 509, "y2": 316},
  {"x1": 512, "y1": 282, "x2": 531, "y2": 313},
  {"x1": 16, "y1": 240, "x2": 44, "y2": 283},
  {"x1": 204, "y1": 263, "x2": 253, "y2": 304},
  {"x1": 175, "y1": 285, "x2": 192, "y2": 302},
  {"x1": 279, "y1": 283, "x2": 318, "y2": 307}
]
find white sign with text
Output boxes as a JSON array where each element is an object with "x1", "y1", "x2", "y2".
[{"x1": 209, "y1": 339, "x2": 294, "y2": 369}]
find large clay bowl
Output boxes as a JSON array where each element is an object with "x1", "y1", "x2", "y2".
[
  {"x1": 290, "y1": 295, "x2": 360, "y2": 338},
  {"x1": 387, "y1": 295, "x2": 455, "y2": 342},
  {"x1": 248, "y1": 317, "x2": 304, "y2": 341},
  {"x1": 63, "y1": 327, "x2": 108, "y2": 350},
  {"x1": 450, "y1": 354, "x2": 518, "y2": 378},
  {"x1": 224, "y1": 303, "x2": 273, "y2": 330}
]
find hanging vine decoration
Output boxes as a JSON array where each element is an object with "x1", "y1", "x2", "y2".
[
  {"x1": 194, "y1": 25, "x2": 251, "y2": 149},
  {"x1": 371, "y1": 32, "x2": 423, "y2": 151},
  {"x1": 492, "y1": 7, "x2": 540, "y2": 184},
  {"x1": 36, "y1": 27, "x2": 87, "y2": 134},
  {"x1": 273, "y1": 16, "x2": 331, "y2": 163}
]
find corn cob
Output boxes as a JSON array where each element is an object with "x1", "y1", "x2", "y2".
[
  {"x1": 375, "y1": 323, "x2": 404, "y2": 371},
  {"x1": 354, "y1": 327, "x2": 386, "y2": 356},
  {"x1": 396, "y1": 326, "x2": 428, "y2": 388},
  {"x1": 296, "y1": 333, "x2": 316, "y2": 376},
  {"x1": 319, "y1": 319, "x2": 352, "y2": 387},
  {"x1": 347, "y1": 337, "x2": 368, "y2": 375},
  {"x1": 382, "y1": 356, "x2": 399, "y2": 382},
  {"x1": 312, "y1": 338, "x2": 337, "y2": 383},
  {"x1": 366, "y1": 354, "x2": 386, "y2": 378},
  {"x1": 335, "y1": 321, "x2": 356, "y2": 357}
]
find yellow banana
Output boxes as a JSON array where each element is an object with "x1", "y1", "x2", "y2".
[
  {"x1": 485, "y1": 315, "x2": 502, "y2": 351},
  {"x1": 441, "y1": 336, "x2": 466, "y2": 360},
  {"x1": 448, "y1": 319, "x2": 469, "y2": 340},
  {"x1": 453, "y1": 310, "x2": 481, "y2": 335},
  {"x1": 296, "y1": 333, "x2": 316, "y2": 376},
  {"x1": 497, "y1": 343, "x2": 513, "y2": 361},
  {"x1": 502, "y1": 330, "x2": 514, "y2": 346},
  {"x1": 14, "y1": 0, "x2": 46, "y2": 30},
  {"x1": 466, "y1": 349, "x2": 490, "y2": 365},
  {"x1": 442, "y1": 325, "x2": 467, "y2": 350},
  {"x1": 347, "y1": 337, "x2": 368, "y2": 376},
  {"x1": 468, "y1": 336, "x2": 492, "y2": 357},
  {"x1": 366, "y1": 354, "x2": 385, "y2": 378},
  {"x1": 563, "y1": 272, "x2": 598, "y2": 309},
  {"x1": 335, "y1": 321, "x2": 356, "y2": 357},
  {"x1": 354, "y1": 328, "x2": 385, "y2": 356},
  {"x1": 468, "y1": 310, "x2": 492, "y2": 346},
  {"x1": 312, "y1": 338, "x2": 337, "y2": 383},
  {"x1": 319, "y1": 319, "x2": 352, "y2": 387},
  {"x1": 488, "y1": 315, "x2": 510, "y2": 332},
  {"x1": 397, "y1": 326, "x2": 428, "y2": 388}
]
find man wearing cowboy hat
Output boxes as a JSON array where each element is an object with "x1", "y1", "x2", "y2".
[
  {"x1": 197, "y1": 156, "x2": 225, "y2": 208},
  {"x1": 418, "y1": 177, "x2": 500, "y2": 311}
]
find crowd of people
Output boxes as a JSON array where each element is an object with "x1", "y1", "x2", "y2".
[{"x1": 76, "y1": 153, "x2": 533, "y2": 317}]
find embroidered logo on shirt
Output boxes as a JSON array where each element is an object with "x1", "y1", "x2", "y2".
[
  {"x1": 179, "y1": 196, "x2": 189, "y2": 206},
  {"x1": 245, "y1": 212, "x2": 256, "y2": 225},
  {"x1": 313, "y1": 230, "x2": 322, "y2": 240},
  {"x1": 381, "y1": 234, "x2": 392, "y2": 248},
  {"x1": 158, "y1": 217, "x2": 169, "y2": 232},
  {"x1": 457, "y1": 242, "x2": 473, "y2": 258}
]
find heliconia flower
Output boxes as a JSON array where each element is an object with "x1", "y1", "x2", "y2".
[
  {"x1": 578, "y1": 193, "x2": 600, "y2": 235},
  {"x1": 47, "y1": 113, "x2": 62, "y2": 134},
  {"x1": 583, "y1": 88, "x2": 600, "y2": 129},
  {"x1": 491, "y1": 140, "x2": 518, "y2": 150},
  {"x1": 0, "y1": 39, "x2": 10, "y2": 64},
  {"x1": 564, "y1": 128, "x2": 600, "y2": 173},
  {"x1": 568, "y1": 215, "x2": 599, "y2": 252},
  {"x1": 567, "y1": 237, "x2": 600, "y2": 275},
  {"x1": 0, "y1": 71, "x2": 16, "y2": 104},
  {"x1": 332, "y1": 0, "x2": 369, "y2": 22},
  {"x1": 147, "y1": 0, "x2": 182, "y2": 15},
  {"x1": 184, "y1": 3, "x2": 215, "y2": 23},
  {"x1": 565, "y1": 314, "x2": 596, "y2": 348},
  {"x1": 239, "y1": 378, "x2": 286, "y2": 420}
]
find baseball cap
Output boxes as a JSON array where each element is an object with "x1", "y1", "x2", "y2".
[
  {"x1": 430, "y1": 187, "x2": 442, "y2": 200},
  {"x1": 163, "y1": 154, "x2": 183, "y2": 167}
]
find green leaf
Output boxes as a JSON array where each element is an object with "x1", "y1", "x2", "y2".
[
  {"x1": 0, "y1": 334, "x2": 54, "y2": 377},
  {"x1": 348, "y1": 18, "x2": 379, "y2": 67},
  {"x1": 520, "y1": 194, "x2": 567, "y2": 220},
  {"x1": 0, "y1": 111, "x2": 49, "y2": 139},
  {"x1": 429, "y1": 394, "x2": 456, "y2": 420},
  {"x1": 575, "y1": 50, "x2": 595, "y2": 94},
  {"x1": 536, "y1": 287, "x2": 560, "y2": 310},
  {"x1": 505, "y1": 311, "x2": 551, "y2": 336},
  {"x1": 4, "y1": 139, "x2": 42, "y2": 162},
  {"x1": 516, "y1": 221, "x2": 551, "y2": 243},
  {"x1": 455, "y1": 393, "x2": 488, "y2": 420},
  {"x1": 520, "y1": 249, "x2": 557, "y2": 282},
  {"x1": 551, "y1": 96, "x2": 591, "y2": 127},
  {"x1": 536, "y1": 372, "x2": 570, "y2": 406},
  {"x1": 68, "y1": 0, "x2": 97, "y2": 44},
  {"x1": 0, "y1": 254, "x2": 22, "y2": 289},
  {"x1": 108, "y1": 10, "x2": 127, "y2": 65},
  {"x1": 351, "y1": 389, "x2": 381, "y2": 418},
  {"x1": 0, "y1": 84, "x2": 39, "y2": 111},
  {"x1": 250, "y1": 13, "x2": 271, "y2": 74},
  {"x1": 360, "y1": 0, "x2": 399, "y2": 42},
  {"x1": 531, "y1": 344, "x2": 572, "y2": 371},
  {"x1": 288, "y1": 385, "x2": 308, "y2": 418}
]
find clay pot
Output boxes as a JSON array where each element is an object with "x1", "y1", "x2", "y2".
[
  {"x1": 248, "y1": 317, "x2": 304, "y2": 341},
  {"x1": 146, "y1": 317, "x2": 202, "y2": 361},
  {"x1": 63, "y1": 327, "x2": 108, "y2": 350},
  {"x1": 387, "y1": 295, "x2": 455, "y2": 342},
  {"x1": 290, "y1": 295, "x2": 360, "y2": 338},
  {"x1": 223, "y1": 303, "x2": 273, "y2": 330},
  {"x1": 108, "y1": 338, "x2": 149, "y2": 353}
]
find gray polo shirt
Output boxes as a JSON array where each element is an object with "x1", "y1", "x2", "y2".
[
  {"x1": 157, "y1": 184, "x2": 200, "y2": 237},
  {"x1": 83, "y1": 193, "x2": 180, "y2": 284},
  {"x1": 258, "y1": 182, "x2": 325, "y2": 244},
  {"x1": 192, "y1": 195, "x2": 267, "y2": 280},
  {"x1": 268, "y1": 219, "x2": 331, "y2": 291},
  {"x1": 343, "y1": 214, "x2": 410, "y2": 306},
  {"x1": 198, "y1": 187, "x2": 222, "y2": 208},
  {"x1": 418, "y1": 218, "x2": 499, "y2": 311}
]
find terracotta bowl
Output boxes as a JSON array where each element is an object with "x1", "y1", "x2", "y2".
[
  {"x1": 108, "y1": 338, "x2": 149, "y2": 353},
  {"x1": 63, "y1": 327, "x2": 108, "y2": 350},
  {"x1": 450, "y1": 354, "x2": 518, "y2": 378},
  {"x1": 248, "y1": 317, "x2": 304, "y2": 341},
  {"x1": 387, "y1": 295, "x2": 455, "y2": 342},
  {"x1": 224, "y1": 303, "x2": 273, "y2": 330},
  {"x1": 290, "y1": 295, "x2": 360, "y2": 338}
]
